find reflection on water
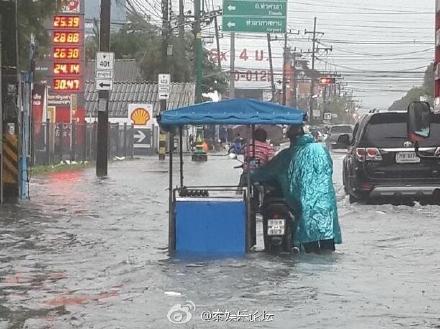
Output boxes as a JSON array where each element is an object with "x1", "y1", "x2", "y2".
[{"x1": 1, "y1": 158, "x2": 440, "y2": 328}]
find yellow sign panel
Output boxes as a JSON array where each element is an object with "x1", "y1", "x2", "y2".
[
  {"x1": 128, "y1": 104, "x2": 154, "y2": 128},
  {"x1": 130, "y1": 108, "x2": 150, "y2": 126}
]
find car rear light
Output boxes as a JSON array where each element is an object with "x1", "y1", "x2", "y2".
[
  {"x1": 360, "y1": 182, "x2": 374, "y2": 191},
  {"x1": 366, "y1": 148, "x2": 383, "y2": 161},
  {"x1": 355, "y1": 148, "x2": 382, "y2": 161},
  {"x1": 355, "y1": 148, "x2": 366, "y2": 162}
]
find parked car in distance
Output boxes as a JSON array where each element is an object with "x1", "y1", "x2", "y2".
[
  {"x1": 326, "y1": 124, "x2": 353, "y2": 149},
  {"x1": 310, "y1": 127, "x2": 326, "y2": 142},
  {"x1": 340, "y1": 111, "x2": 440, "y2": 203}
]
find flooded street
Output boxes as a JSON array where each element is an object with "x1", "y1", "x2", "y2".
[{"x1": 1, "y1": 154, "x2": 440, "y2": 329}]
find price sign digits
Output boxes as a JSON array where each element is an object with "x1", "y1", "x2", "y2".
[
  {"x1": 54, "y1": 79, "x2": 80, "y2": 91},
  {"x1": 53, "y1": 48, "x2": 80, "y2": 59},
  {"x1": 53, "y1": 15, "x2": 80, "y2": 28},
  {"x1": 53, "y1": 32, "x2": 80, "y2": 44},
  {"x1": 52, "y1": 13, "x2": 84, "y2": 92}
]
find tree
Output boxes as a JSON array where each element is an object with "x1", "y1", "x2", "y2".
[
  {"x1": 17, "y1": 0, "x2": 57, "y2": 69},
  {"x1": 85, "y1": 14, "x2": 227, "y2": 94},
  {"x1": 322, "y1": 94, "x2": 356, "y2": 124},
  {"x1": 388, "y1": 63, "x2": 434, "y2": 111},
  {"x1": 201, "y1": 50, "x2": 228, "y2": 95}
]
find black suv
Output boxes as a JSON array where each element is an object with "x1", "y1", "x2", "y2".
[{"x1": 341, "y1": 111, "x2": 440, "y2": 203}]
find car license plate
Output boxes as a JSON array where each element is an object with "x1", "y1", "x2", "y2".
[
  {"x1": 267, "y1": 219, "x2": 285, "y2": 236},
  {"x1": 396, "y1": 152, "x2": 420, "y2": 164}
]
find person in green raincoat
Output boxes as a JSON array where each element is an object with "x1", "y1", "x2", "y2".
[
  {"x1": 287, "y1": 125, "x2": 342, "y2": 253},
  {"x1": 252, "y1": 125, "x2": 342, "y2": 253}
]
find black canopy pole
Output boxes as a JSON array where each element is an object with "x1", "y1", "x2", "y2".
[
  {"x1": 179, "y1": 127, "x2": 184, "y2": 187},
  {"x1": 168, "y1": 132, "x2": 175, "y2": 252},
  {"x1": 245, "y1": 125, "x2": 254, "y2": 251}
]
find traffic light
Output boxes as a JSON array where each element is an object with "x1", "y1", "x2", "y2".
[{"x1": 319, "y1": 76, "x2": 336, "y2": 85}]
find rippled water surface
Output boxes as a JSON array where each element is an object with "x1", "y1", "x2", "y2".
[{"x1": 1, "y1": 154, "x2": 440, "y2": 328}]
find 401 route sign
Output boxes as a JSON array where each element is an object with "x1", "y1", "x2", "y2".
[
  {"x1": 222, "y1": 0, "x2": 287, "y2": 33},
  {"x1": 95, "y1": 52, "x2": 114, "y2": 91}
]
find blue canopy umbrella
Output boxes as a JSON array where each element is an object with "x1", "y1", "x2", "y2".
[{"x1": 157, "y1": 98, "x2": 307, "y2": 129}]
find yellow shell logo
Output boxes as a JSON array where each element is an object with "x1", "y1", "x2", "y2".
[{"x1": 131, "y1": 108, "x2": 150, "y2": 125}]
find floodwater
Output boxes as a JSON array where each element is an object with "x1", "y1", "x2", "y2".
[{"x1": 1, "y1": 153, "x2": 440, "y2": 329}]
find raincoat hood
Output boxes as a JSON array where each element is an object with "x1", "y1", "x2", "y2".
[{"x1": 294, "y1": 134, "x2": 315, "y2": 147}]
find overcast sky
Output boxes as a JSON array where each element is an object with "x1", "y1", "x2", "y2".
[
  {"x1": 140, "y1": 0, "x2": 435, "y2": 110},
  {"x1": 287, "y1": 0, "x2": 434, "y2": 110}
]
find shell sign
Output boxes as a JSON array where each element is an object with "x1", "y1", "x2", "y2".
[{"x1": 128, "y1": 104, "x2": 154, "y2": 128}]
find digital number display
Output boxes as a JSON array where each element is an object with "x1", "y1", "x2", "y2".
[
  {"x1": 53, "y1": 63, "x2": 81, "y2": 75},
  {"x1": 53, "y1": 79, "x2": 81, "y2": 91},
  {"x1": 52, "y1": 13, "x2": 83, "y2": 93},
  {"x1": 53, "y1": 47, "x2": 80, "y2": 59},
  {"x1": 53, "y1": 16, "x2": 80, "y2": 28},
  {"x1": 53, "y1": 32, "x2": 80, "y2": 44}
]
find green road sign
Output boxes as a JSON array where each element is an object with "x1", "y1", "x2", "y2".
[
  {"x1": 222, "y1": 16, "x2": 286, "y2": 33},
  {"x1": 222, "y1": 0, "x2": 287, "y2": 33},
  {"x1": 223, "y1": 0, "x2": 286, "y2": 17}
]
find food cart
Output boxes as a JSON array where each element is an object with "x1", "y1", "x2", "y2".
[{"x1": 157, "y1": 99, "x2": 306, "y2": 256}]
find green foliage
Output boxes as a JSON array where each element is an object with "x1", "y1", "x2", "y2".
[
  {"x1": 201, "y1": 51, "x2": 228, "y2": 94},
  {"x1": 322, "y1": 94, "x2": 355, "y2": 124},
  {"x1": 17, "y1": 0, "x2": 57, "y2": 69},
  {"x1": 388, "y1": 63, "x2": 434, "y2": 111},
  {"x1": 85, "y1": 14, "x2": 226, "y2": 94}
]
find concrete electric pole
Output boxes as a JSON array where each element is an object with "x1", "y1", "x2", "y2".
[{"x1": 96, "y1": 0, "x2": 111, "y2": 177}]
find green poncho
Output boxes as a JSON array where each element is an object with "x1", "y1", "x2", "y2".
[
  {"x1": 252, "y1": 134, "x2": 342, "y2": 245},
  {"x1": 288, "y1": 134, "x2": 342, "y2": 244}
]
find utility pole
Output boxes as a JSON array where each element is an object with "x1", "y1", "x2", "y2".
[
  {"x1": 290, "y1": 51, "x2": 302, "y2": 108},
  {"x1": 1, "y1": 1, "x2": 19, "y2": 202},
  {"x1": 158, "y1": 0, "x2": 170, "y2": 161},
  {"x1": 267, "y1": 34, "x2": 276, "y2": 101},
  {"x1": 161, "y1": 0, "x2": 170, "y2": 109},
  {"x1": 306, "y1": 17, "x2": 317, "y2": 123},
  {"x1": 282, "y1": 33, "x2": 288, "y2": 105},
  {"x1": 96, "y1": 0, "x2": 111, "y2": 177},
  {"x1": 178, "y1": 0, "x2": 184, "y2": 40},
  {"x1": 0, "y1": 14, "x2": 3, "y2": 204},
  {"x1": 214, "y1": 11, "x2": 221, "y2": 69},
  {"x1": 436, "y1": 0, "x2": 440, "y2": 106},
  {"x1": 194, "y1": 0, "x2": 203, "y2": 103},
  {"x1": 229, "y1": 33, "x2": 235, "y2": 99},
  {"x1": 304, "y1": 18, "x2": 329, "y2": 123}
]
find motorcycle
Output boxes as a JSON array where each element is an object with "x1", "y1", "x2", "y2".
[
  {"x1": 258, "y1": 183, "x2": 295, "y2": 253},
  {"x1": 229, "y1": 152, "x2": 295, "y2": 253}
]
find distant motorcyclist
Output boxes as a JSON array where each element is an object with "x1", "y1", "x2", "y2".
[
  {"x1": 243, "y1": 127, "x2": 275, "y2": 169},
  {"x1": 236, "y1": 127, "x2": 275, "y2": 188},
  {"x1": 228, "y1": 134, "x2": 243, "y2": 155}
]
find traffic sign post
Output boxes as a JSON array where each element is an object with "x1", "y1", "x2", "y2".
[
  {"x1": 158, "y1": 73, "x2": 171, "y2": 100},
  {"x1": 95, "y1": 51, "x2": 114, "y2": 91},
  {"x1": 96, "y1": 80, "x2": 113, "y2": 90},
  {"x1": 222, "y1": 0, "x2": 287, "y2": 33},
  {"x1": 96, "y1": 1, "x2": 111, "y2": 178},
  {"x1": 96, "y1": 52, "x2": 114, "y2": 70}
]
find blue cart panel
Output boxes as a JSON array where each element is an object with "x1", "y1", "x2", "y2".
[{"x1": 175, "y1": 198, "x2": 246, "y2": 255}]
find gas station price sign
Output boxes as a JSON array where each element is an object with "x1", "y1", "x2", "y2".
[
  {"x1": 53, "y1": 32, "x2": 81, "y2": 44},
  {"x1": 53, "y1": 15, "x2": 80, "y2": 28},
  {"x1": 51, "y1": 14, "x2": 84, "y2": 93}
]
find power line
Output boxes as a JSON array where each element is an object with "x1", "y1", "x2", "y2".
[
  {"x1": 290, "y1": 0, "x2": 433, "y2": 14},
  {"x1": 287, "y1": 9, "x2": 432, "y2": 15}
]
